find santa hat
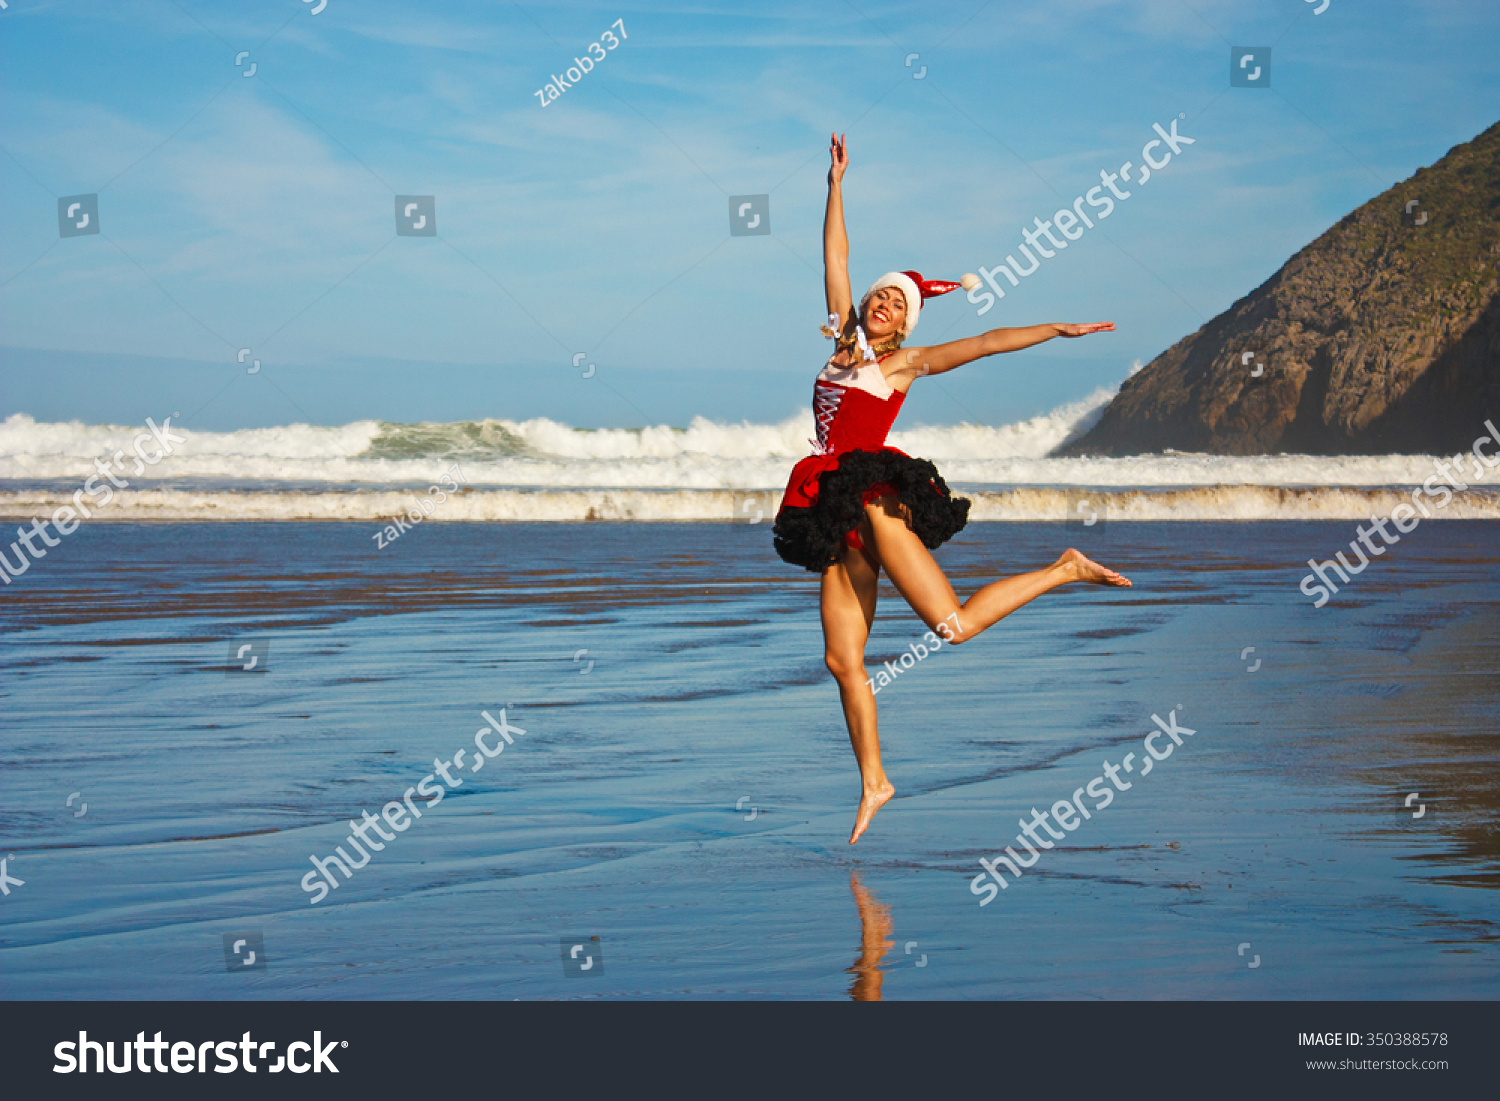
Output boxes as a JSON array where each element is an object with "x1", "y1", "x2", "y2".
[{"x1": 861, "y1": 270, "x2": 982, "y2": 335}]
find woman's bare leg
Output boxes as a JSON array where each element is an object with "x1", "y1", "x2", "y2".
[
  {"x1": 820, "y1": 525, "x2": 894, "y2": 844},
  {"x1": 863, "y1": 495, "x2": 1130, "y2": 642}
]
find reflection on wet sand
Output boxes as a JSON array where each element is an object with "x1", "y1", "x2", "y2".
[{"x1": 846, "y1": 871, "x2": 894, "y2": 1001}]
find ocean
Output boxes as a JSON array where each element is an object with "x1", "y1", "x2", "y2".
[
  {"x1": 1, "y1": 510, "x2": 1497, "y2": 999},
  {"x1": 4, "y1": 392, "x2": 1500, "y2": 526},
  {"x1": 2, "y1": 390, "x2": 1499, "y2": 999}
]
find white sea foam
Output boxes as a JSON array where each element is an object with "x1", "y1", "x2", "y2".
[
  {"x1": 1, "y1": 486, "x2": 1497, "y2": 523},
  {"x1": 3, "y1": 387, "x2": 1497, "y2": 522}
]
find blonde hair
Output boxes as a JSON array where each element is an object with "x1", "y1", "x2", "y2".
[{"x1": 821, "y1": 306, "x2": 906, "y2": 363}]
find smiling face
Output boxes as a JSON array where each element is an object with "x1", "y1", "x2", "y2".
[{"x1": 861, "y1": 286, "x2": 908, "y2": 340}]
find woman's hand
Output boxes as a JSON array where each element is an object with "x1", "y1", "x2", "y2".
[
  {"x1": 1055, "y1": 322, "x2": 1115, "y2": 337},
  {"x1": 828, "y1": 132, "x2": 848, "y2": 185}
]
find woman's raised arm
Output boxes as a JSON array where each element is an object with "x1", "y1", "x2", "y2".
[
  {"x1": 824, "y1": 133, "x2": 853, "y2": 323},
  {"x1": 892, "y1": 322, "x2": 1115, "y2": 382}
]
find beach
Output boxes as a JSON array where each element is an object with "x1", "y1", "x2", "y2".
[
  {"x1": 4, "y1": 0, "x2": 1497, "y2": 1038},
  {"x1": 2, "y1": 518, "x2": 1496, "y2": 999}
]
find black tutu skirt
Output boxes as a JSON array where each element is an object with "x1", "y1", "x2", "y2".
[{"x1": 771, "y1": 447, "x2": 970, "y2": 573}]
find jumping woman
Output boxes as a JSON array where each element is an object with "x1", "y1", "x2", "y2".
[{"x1": 772, "y1": 134, "x2": 1132, "y2": 845}]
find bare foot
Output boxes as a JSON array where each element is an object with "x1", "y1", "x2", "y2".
[
  {"x1": 850, "y1": 781, "x2": 895, "y2": 844},
  {"x1": 1058, "y1": 547, "x2": 1132, "y2": 587}
]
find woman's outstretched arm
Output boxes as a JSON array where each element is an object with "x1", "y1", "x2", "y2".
[
  {"x1": 824, "y1": 133, "x2": 853, "y2": 323},
  {"x1": 891, "y1": 322, "x2": 1114, "y2": 381}
]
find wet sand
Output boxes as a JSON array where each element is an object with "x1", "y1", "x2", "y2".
[{"x1": 1, "y1": 521, "x2": 1497, "y2": 999}]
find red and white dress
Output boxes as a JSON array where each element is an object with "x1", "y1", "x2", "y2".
[{"x1": 772, "y1": 352, "x2": 970, "y2": 572}]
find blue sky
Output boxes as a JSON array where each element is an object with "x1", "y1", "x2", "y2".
[{"x1": 2, "y1": 0, "x2": 1497, "y2": 430}]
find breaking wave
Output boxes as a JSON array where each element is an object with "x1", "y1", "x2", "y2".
[{"x1": 3, "y1": 384, "x2": 1497, "y2": 520}]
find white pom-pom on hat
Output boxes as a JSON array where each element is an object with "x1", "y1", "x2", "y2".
[{"x1": 960, "y1": 273, "x2": 981, "y2": 292}]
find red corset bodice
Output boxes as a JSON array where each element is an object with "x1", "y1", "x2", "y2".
[
  {"x1": 779, "y1": 355, "x2": 912, "y2": 514},
  {"x1": 808, "y1": 357, "x2": 904, "y2": 456}
]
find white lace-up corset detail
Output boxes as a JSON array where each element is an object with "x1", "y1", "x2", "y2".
[{"x1": 810, "y1": 380, "x2": 843, "y2": 455}]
